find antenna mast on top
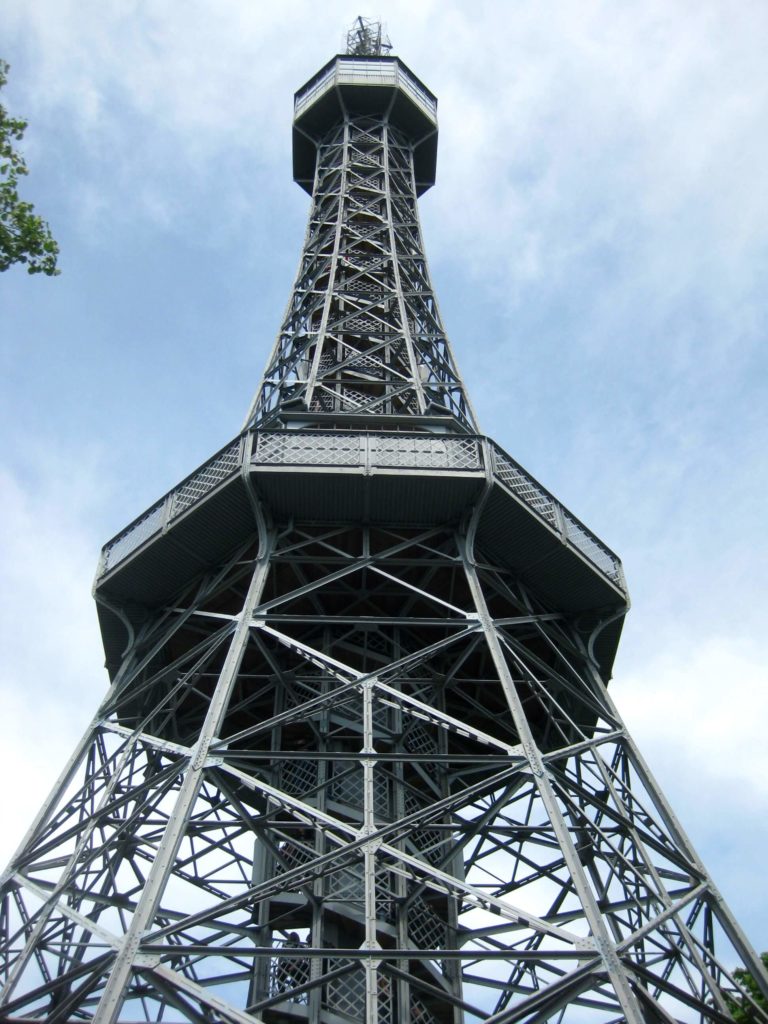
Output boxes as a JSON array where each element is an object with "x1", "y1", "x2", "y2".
[{"x1": 345, "y1": 16, "x2": 392, "y2": 56}]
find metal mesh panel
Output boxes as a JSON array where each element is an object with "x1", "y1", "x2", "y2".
[
  {"x1": 354, "y1": 152, "x2": 381, "y2": 167},
  {"x1": 328, "y1": 762, "x2": 389, "y2": 816},
  {"x1": 343, "y1": 278, "x2": 385, "y2": 297},
  {"x1": 375, "y1": 867, "x2": 397, "y2": 924},
  {"x1": 329, "y1": 763, "x2": 363, "y2": 808},
  {"x1": 407, "y1": 894, "x2": 447, "y2": 950},
  {"x1": 404, "y1": 721, "x2": 437, "y2": 756},
  {"x1": 377, "y1": 973, "x2": 394, "y2": 1023},
  {"x1": 374, "y1": 775, "x2": 389, "y2": 816},
  {"x1": 491, "y1": 445, "x2": 558, "y2": 526},
  {"x1": 349, "y1": 223, "x2": 384, "y2": 239},
  {"x1": 252, "y1": 431, "x2": 362, "y2": 466},
  {"x1": 342, "y1": 315, "x2": 381, "y2": 333},
  {"x1": 404, "y1": 791, "x2": 444, "y2": 865},
  {"x1": 448, "y1": 436, "x2": 483, "y2": 469},
  {"x1": 170, "y1": 440, "x2": 242, "y2": 519},
  {"x1": 562, "y1": 511, "x2": 623, "y2": 584},
  {"x1": 413, "y1": 827, "x2": 444, "y2": 866},
  {"x1": 411, "y1": 994, "x2": 440, "y2": 1024},
  {"x1": 332, "y1": 864, "x2": 364, "y2": 902},
  {"x1": 336, "y1": 386, "x2": 370, "y2": 410},
  {"x1": 269, "y1": 940, "x2": 310, "y2": 1004},
  {"x1": 344, "y1": 253, "x2": 383, "y2": 269},
  {"x1": 281, "y1": 759, "x2": 318, "y2": 796},
  {"x1": 349, "y1": 172, "x2": 382, "y2": 189},
  {"x1": 102, "y1": 502, "x2": 165, "y2": 572},
  {"x1": 326, "y1": 961, "x2": 365, "y2": 1020},
  {"x1": 371, "y1": 434, "x2": 480, "y2": 470}
]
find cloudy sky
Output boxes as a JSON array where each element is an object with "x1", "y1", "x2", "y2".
[{"x1": 1, "y1": 0, "x2": 767, "y2": 953}]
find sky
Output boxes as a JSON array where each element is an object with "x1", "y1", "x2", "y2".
[{"x1": 1, "y1": 0, "x2": 767, "y2": 955}]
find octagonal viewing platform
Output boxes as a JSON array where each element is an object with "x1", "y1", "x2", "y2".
[{"x1": 93, "y1": 427, "x2": 627, "y2": 681}]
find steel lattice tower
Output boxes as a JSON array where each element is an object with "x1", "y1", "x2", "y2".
[{"x1": 2, "y1": 21, "x2": 767, "y2": 1024}]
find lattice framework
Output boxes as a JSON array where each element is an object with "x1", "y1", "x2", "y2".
[
  {"x1": 2, "y1": 26, "x2": 768, "y2": 1024},
  {"x1": 2, "y1": 512, "x2": 766, "y2": 1023},
  {"x1": 247, "y1": 116, "x2": 475, "y2": 430}
]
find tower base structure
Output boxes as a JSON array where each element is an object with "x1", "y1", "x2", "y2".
[{"x1": 1, "y1": 430, "x2": 766, "y2": 1024}]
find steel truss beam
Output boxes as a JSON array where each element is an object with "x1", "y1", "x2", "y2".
[
  {"x1": 246, "y1": 116, "x2": 477, "y2": 431},
  {"x1": 1, "y1": 521, "x2": 766, "y2": 1023}
]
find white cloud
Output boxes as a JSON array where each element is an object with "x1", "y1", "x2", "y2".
[
  {"x1": 414, "y1": 1, "x2": 768, "y2": 345},
  {"x1": 6, "y1": 0, "x2": 768, "y2": 318},
  {"x1": 612, "y1": 633, "x2": 768, "y2": 939},
  {"x1": 0, "y1": 449, "x2": 108, "y2": 867},
  {"x1": 616, "y1": 636, "x2": 768, "y2": 800}
]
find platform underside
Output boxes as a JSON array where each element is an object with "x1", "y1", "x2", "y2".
[{"x1": 95, "y1": 430, "x2": 627, "y2": 684}]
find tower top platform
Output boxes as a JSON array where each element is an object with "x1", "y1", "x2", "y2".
[{"x1": 293, "y1": 54, "x2": 438, "y2": 195}]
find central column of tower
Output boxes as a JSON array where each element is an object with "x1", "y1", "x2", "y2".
[
  {"x1": 245, "y1": 53, "x2": 476, "y2": 434},
  {"x1": 240, "y1": 51, "x2": 474, "y2": 1024},
  {"x1": 242, "y1": 520, "x2": 468, "y2": 1024}
]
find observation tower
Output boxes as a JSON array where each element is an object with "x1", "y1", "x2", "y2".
[{"x1": 2, "y1": 17, "x2": 767, "y2": 1024}]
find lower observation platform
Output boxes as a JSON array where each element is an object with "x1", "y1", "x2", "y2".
[{"x1": 94, "y1": 429, "x2": 627, "y2": 679}]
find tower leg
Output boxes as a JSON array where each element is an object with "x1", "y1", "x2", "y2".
[{"x1": 3, "y1": 518, "x2": 766, "y2": 1022}]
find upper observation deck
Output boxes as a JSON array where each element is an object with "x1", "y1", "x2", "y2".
[{"x1": 293, "y1": 55, "x2": 439, "y2": 195}]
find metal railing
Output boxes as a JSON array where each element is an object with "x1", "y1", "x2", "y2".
[
  {"x1": 295, "y1": 57, "x2": 437, "y2": 124},
  {"x1": 98, "y1": 429, "x2": 625, "y2": 595},
  {"x1": 294, "y1": 62, "x2": 336, "y2": 118},
  {"x1": 490, "y1": 444, "x2": 624, "y2": 588},
  {"x1": 100, "y1": 437, "x2": 245, "y2": 574},
  {"x1": 250, "y1": 430, "x2": 481, "y2": 472}
]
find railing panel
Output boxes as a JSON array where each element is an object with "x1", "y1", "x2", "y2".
[
  {"x1": 294, "y1": 63, "x2": 336, "y2": 118},
  {"x1": 268, "y1": 940, "x2": 309, "y2": 1005},
  {"x1": 371, "y1": 434, "x2": 480, "y2": 470},
  {"x1": 490, "y1": 443, "x2": 624, "y2": 591},
  {"x1": 252, "y1": 431, "x2": 362, "y2": 466},
  {"x1": 294, "y1": 59, "x2": 437, "y2": 123},
  {"x1": 100, "y1": 439, "x2": 244, "y2": 577},
  {"x1": 491, "y1": 446, "x2": 558, "y2": 527},
  {"x1": 562, "y1": 510, "x2": 623, "y2": 586},
  {"x1": 103, "y1": 502, "x2": 165, "y2": 572},
  {"x1": 169, "y1": 440, "x2": 242, "y2": 519},
  {"x1": 99, "y1": 429, "x2": 625, "y2": 597}
]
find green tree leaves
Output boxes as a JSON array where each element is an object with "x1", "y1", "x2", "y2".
[
  {"x1": 728, "y1": 953, "x2": 768, "y2": 1023},
  {"x1": 1, "y1": 59, "x2": 59, "y2": 276}
]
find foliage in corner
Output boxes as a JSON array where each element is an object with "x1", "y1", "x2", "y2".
[
  {"x1": 727, "y1": 953, "x2": 768, "y2": 1023},
  {"x1": 0, "y1": 59, "x2": 59, "y2": 275}
]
